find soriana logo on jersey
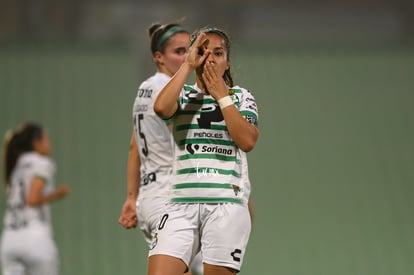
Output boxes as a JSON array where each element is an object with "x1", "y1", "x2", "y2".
[{"x1": 186, "y1": 144, "x2": 233, "y2": 156}]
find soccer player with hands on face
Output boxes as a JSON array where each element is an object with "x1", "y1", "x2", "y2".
[{"x1": 150, "y1": 27, "x2": 259, "y2": 275}]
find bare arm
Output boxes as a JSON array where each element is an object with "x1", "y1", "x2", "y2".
[
  {"x1": 154, "y1": 33, "x2": 209, "y2": 119},
  {"x1": 220, "y1": 104, "x2": 259, "y2": 152},
  {"x1": 153, "y1": 63, "x2": 192, "y2": 119},
  {"x1": 26, "y1": 178, "x2": 68, "y2": 206},
  {"x1": 118, "y1": 131, "x2": 140, "y2": 229},
  {"x1": 126, "y1": 131, "x2": 140, "y2": 201}
]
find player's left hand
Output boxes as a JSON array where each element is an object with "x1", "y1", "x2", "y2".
[{"x1": 202, "y1": 60, "x2": 228, "y2": 100}]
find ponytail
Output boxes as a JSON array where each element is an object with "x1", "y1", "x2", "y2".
[{"x1": 2, "y1": 122, "x2": 43, "y2": 189}]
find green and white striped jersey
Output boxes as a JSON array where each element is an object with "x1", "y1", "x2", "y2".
[{"x1": 170, "y1": 84, "x2": 259, "y2": 204}]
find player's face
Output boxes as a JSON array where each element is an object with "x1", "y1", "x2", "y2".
[
  {"x1": 160, "y1": 32, "x2": 190, "y2": 77},
  {"x1": 198, "y1": 33, "x2": 230, "y2": 78},
  {"x1": 33, "y1": 130, "x2": 52, "y2": 156}
]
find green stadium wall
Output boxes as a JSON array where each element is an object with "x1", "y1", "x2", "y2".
[{"x1": 1, "y1": 43, "x2": 413, "y2": 275}]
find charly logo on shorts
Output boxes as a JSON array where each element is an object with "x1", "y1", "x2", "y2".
[
  {"x1": 230, "y1": 248, "x2": 242, "y2": 262},
  {"x1": 149, "y1": 233, "x2": 158, "y2": 250}
]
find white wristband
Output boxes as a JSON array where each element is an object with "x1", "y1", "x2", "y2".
[{"x1": 217, "y1": 96, "x2": 233, "y2": 109}]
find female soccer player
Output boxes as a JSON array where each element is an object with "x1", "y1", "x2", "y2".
[
  {"x1": 118, "y1": 22, "x2": 203, "y2": 274},
  {"x1": 150, "y1": 27, "x2": 259, "y2": 275},
  {"x1": 1, "y1": 122, "x2": 69, "y2": 275}
]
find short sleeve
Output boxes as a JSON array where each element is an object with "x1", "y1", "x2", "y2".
[
  {"x1": 238, "y1": 88, "x2": 259, "y2": 128},
  {"x1": 31, "y1": 156, "x2": 56, "y2": 182}
]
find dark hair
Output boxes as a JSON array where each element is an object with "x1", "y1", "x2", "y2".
[
  {"x1": 191, "y1": 27, "x2": 234, "y2": 87},
  {"x1": 148, "y1": 22, "x2": 188, "y2": 54},
  {"x1": 2, "y1": 122, "x2": 43, "y2": 188}
]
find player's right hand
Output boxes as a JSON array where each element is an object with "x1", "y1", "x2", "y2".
[{"x1": 118, "y1": 200, "x2": 138, "y2": 229}]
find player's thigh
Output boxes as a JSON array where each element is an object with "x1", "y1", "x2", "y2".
[
  {"x1": 201, "y1": 203, "x2": 251, "y2": 272},
  {"x1": 1, "y1": 256, "x2": 26, "y2": 275},
  {"x1": 148, "y1": 254, "x2": 187, "y2": 275},
  {"x1": 25, "y1": 229, "x2": 59, "y2": 275},
  {"x1": 137, "y1": 197, "x2": 168, "y2": 246},
  {"x1": 204, "y1": 263, "x2": 237, "y2": 275},
  {"x1": 29, "y1": 248, "x2": 58, "y2": 275},
  {"x1": 1, "y1": 231, "x2": 26, "y2": 275},
  {"x1": 149, "y1": 203, "x2": 199, "y2": 267},
  {"x1": 30, "y1": 260, "x2": 59, "y2": 275}
]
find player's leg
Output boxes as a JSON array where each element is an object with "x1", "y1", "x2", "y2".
[
  {"x1": 1, "y1": 231, "x2": 26, "y2": 275},
  {"x1": 148, "y1": 203, "x2": 200, "y2": 275},
  {"x1": 1, "y1": 256, "x2": 26, "y2": 275},
  {"x1": 14, "y1": 226, "x2": 58, "y2": 275},
  {"x1": 28, "y1": 235, "x2": 59, "y2": 275},
  {"x1": 148, "y1": 254, "x2": 187, "y2": 275},
  {"x1": 201, "y1": 203, "x2": 251, "y2": 275},
  {"x1": 204, "y1": 263, "x2": 236, "y2": 275},
  {"x1": 137, "y1": 196, "x2": 170, "y2": 247}
]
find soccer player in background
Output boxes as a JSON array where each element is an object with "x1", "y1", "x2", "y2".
[
  {"x1": 1, "y1": 122, "x2": 69, "y2": 275},
  {"x1": 118, "y1": 21, "x2": 203, "y2": 274}
]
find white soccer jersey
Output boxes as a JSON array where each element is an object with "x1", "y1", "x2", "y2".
[
  {"x1": 3, "y1": 152, "x2": 56, "y2": 230},
  {"x1": 133, "y1": 72, "x2": 174, "y2": 200},
  {"x1": 170, "y1": 84, "x2": 259, "y2": 204}
]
